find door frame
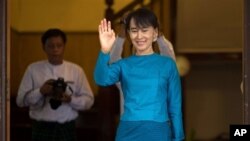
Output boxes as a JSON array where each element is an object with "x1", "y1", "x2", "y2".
[
  {"x1": 243, "y1": 0, "x2": 250, "y2": 124},
  {"x1": 0, "y1": 0, "x2": 10, "y2": 141}
]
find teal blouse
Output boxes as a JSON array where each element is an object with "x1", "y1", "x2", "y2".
[{"x1": 94, "y1": 51, "x2": 184, "y2": 140}]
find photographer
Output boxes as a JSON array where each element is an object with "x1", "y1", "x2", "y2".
[{"x1": 16, "y1": 28, "x2": 94, "y2": 141}]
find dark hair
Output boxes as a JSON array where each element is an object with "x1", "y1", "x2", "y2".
[
  {"x1": 125, "y1": 8, "x2": 159, "y2": 32},
  {"x1": 41, "y1": 28, "x2": 67, "y2": 45}
]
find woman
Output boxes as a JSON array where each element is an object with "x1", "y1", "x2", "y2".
[{"x1": 94, "y1": 8, "x2": 184, "y2": 141}]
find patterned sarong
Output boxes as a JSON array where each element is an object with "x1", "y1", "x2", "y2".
[{"x1": 32, "y1": 120, "x2": 76, "y2": 141}]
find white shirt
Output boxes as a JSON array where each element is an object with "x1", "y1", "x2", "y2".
[{"x1": 16, "y1": 60, "x2": 94, "y2": 123}]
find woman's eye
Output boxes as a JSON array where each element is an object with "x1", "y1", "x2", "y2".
[
  {"x1": 131, "y1": 29, "x2": 138, "y2": 33},
  {"x1": 141, "y1": 28, "x2": 149, "y2": 32}
]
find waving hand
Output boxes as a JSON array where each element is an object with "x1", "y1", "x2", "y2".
[{"x1": 98, "y1": 19, "x2": 116, "y2": 53}]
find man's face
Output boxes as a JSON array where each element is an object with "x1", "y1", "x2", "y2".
[{"x1": 43, "y1": 36, "x2": 65, "y2": 64}]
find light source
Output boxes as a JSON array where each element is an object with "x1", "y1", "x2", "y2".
[{"x1": 176, "y1": 55, "x2": 191, "y2": 77}]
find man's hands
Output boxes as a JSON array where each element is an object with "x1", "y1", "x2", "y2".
[
  {"x1": 40, "y1": 79, "x2": 72, "y2": 103},
  {"x1": 40, "y1": 79, "x2": 54, "y2": 96},
  {"x1": 60, "y1": 94, "x2": 72, "y2": 103},
  {"x1": 98, "y1": 19, "x2": 116, "y2": 53},
  {"x1": 52, "y1": 92, "x2": 72, "y2": 103}
]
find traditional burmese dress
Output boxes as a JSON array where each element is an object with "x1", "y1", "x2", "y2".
[{"x1": 94, "y1": 52, "x2": 184, "y2": 141}]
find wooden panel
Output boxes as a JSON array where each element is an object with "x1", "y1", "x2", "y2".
[{"x1": 176, "y1": 0, "x2": 243, "y2": 53}]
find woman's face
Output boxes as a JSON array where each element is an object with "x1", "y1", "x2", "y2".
[
  {"x1": 128, "y1": 18, "x2": 158, "y2": 55},
  {"x1": 43, "y1": 36, "x2": 65, "y2": 65}
]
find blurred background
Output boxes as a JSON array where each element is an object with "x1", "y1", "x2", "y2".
[{"x1": 0, "y1": 0, "x2": 244, "y2": 141}]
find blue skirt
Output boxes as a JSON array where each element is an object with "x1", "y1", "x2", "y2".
[{"x1": 115, "y1": 121, "x2": 172, "y2": 141}]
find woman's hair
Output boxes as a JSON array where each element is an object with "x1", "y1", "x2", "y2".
[
  {"x1": 41, "y1": 28, "x2": 67, "y2": 45},
  {"x1": 125, "y1": 8, "x2": 159, "y2": 33}
]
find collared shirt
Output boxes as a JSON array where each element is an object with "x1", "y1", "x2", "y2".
[{"x1": 16, "y1": 60, "x2": 94, "y2": 123}]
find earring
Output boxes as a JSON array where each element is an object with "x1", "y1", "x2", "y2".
[{"x1": 153, "y1": 37, "x2": 157, "y2": 42}]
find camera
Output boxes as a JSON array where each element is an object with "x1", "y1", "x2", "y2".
[
  {"x1": 49, "y1": 77, "x2": 67, "y2": 110},
  {"x1": 52, "y1": 77, "x2": 67, "y2": 92}
]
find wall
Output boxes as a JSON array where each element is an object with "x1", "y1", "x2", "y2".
[
  {"x1": 175, "y1": 0, "x2": 243, "y2": 138},
  {"x1": 10, "y1": 0, "x2": 135, "y2": 32},
  {"x1": 184, "y1": 57, "x2": 242, "y2": 140},
  {"x1": 176, "y1": 0, "x2": 243, "y2": 53}
]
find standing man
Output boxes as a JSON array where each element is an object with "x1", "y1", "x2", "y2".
[{"x1": 16, "y1": 28, "x2": 94, "y2": 141}]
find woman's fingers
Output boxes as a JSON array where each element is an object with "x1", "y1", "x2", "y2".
[
  {"x1": 98, "y1": 20, "x2": 104, "y2": 36},
  {"x1": 98, "y1": 24, "x2": 102, "y2": 34},
  {"x1": 99, "y1": 19, "x2": 112, "y2": 33},
  {"x1": 99, "y1": 19, "x2": 105, "y2": 34},
  {"x1": 103, "y1": 19, "x2": 108, "y2": 32},
  {"x1": 98, "y1": 19, "x2": 116, "y2": 53},
  {"x1": 107, "y1": 20, "x2": 111, "y2": 32}
]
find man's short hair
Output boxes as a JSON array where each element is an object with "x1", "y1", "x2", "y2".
[{"x1": 41, "y1": 28, "x2": 67, "y2": 45}]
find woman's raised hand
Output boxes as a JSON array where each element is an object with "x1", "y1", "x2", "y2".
[{"x1": 98, "y1": 19, "x2": 116, "y2": 53}]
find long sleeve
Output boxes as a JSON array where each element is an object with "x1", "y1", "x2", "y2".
[
  {"x1": 167, "y1": 60, "x2": 185, "y2": 141},
  {"x1": 16, "y1": 66, "x2": 45, "y2": 108},
  {"x1": 69, "y1": 68, "x2": 94, "y2": 110},
  {"x1": 157, "y1": 36, "x2": 176, "y2": 61},
  {"x1": 109, "y1": 36, "x2": 125, "y2": 64},
  {"x1": 94, "y1": 51, "x2": 121, "y2": 86}
]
